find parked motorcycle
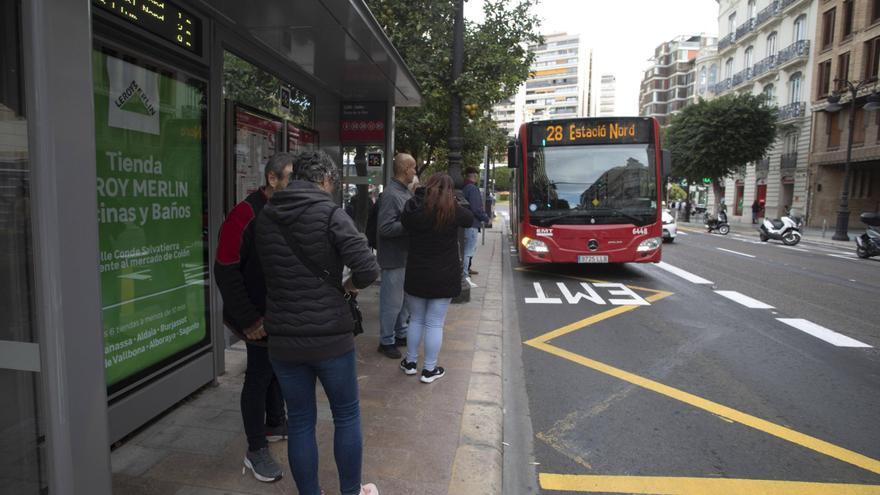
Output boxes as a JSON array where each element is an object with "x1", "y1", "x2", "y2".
[
  {"x1": 705, "y1": 211, "x2": 730, "y2": 235},
  {"x1": 759, "y1": 213, "x2": 803, "y2": 246},
  {"x1": 855, "y1": 212, "x2": 880, "y2": 259}
]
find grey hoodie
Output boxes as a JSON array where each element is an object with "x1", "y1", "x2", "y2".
[{"x1": 376, "y1": 178, "x2": 413, "y2": 269}]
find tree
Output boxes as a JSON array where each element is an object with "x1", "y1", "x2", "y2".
[
  {"x1": 367, "y1": 0, "x2": 541, "y2": 174},
  {"x1": 491, "y1": 166, "x2": 512, "y2": 191},
  {"x1": 665, "y1": 93, "x2": 779, "y2": 212}
]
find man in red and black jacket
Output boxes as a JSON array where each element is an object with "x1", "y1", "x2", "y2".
[{"x1": 214, "y1": 152, "x2": 293, "y2": 483}]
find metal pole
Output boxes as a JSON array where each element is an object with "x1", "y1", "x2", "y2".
[
  {"x1": 832, "y1": 82, "x2": 858, "y2": 241},
  {"x1": 482, "y1": 145, "x2": 489, "y2": 246},
  {"x1": 449, "y1": 0, "x2": 469, "y2": 303}
]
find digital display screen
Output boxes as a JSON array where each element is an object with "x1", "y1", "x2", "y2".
[
  {"x1": 531, "y1": 118, "x2": 653, "y2": 147},
  {"x1": 93, "y1": 0, "x2": 202, "y2": 55}
]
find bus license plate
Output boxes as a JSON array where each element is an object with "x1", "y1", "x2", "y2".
[{"x1": 578, "y1": 255, "x2": 608, "y2": 263}]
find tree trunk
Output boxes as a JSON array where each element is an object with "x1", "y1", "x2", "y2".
[{"x1": 712, "y1": 180, "x2": 724, "y2": 216}]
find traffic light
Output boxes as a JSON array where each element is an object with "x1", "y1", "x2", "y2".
[{"x1": 702, "y1": 177, "x2": 711, "y2": 184}]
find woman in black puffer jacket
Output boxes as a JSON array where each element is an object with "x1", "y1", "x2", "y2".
[
  {"x1": 256, "y1": 150, "x2": 380, "y2": 495},
  {"x1": 398, "y1": 173, "x2": 474, "y2": 383}
]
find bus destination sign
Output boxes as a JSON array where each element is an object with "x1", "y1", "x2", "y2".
[
  {"x1": 93, "y1": 0, "x2": 202, "y2": 55},
  {"x1": 532, "y1": 118, "x2": 652, "y2": 147}
]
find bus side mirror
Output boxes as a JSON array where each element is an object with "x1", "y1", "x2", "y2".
[
  {"x1": 507, "y1": 141, "x2": 519, "y2": 168},
  {"x1": 661, "y1": 149, "x2": 672, "y2": 179}
]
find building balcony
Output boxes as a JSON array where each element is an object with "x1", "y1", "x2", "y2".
[
  {"x1": 736, "y1": 18, "x2": 756, "y2": 41},
  {"x1": 755, "y1": 157, "x2": 770, "y2": 174},
  {"x1": 780, "y1": 0, "x2": 810, "y2": 14},
  {"x1": 780, "y1": 152, "x2": 798, "y2": 172},
  {"x1": 777, "y1": 101, "x2": 805, "y2": 121},
  {"x1": 732, "y1": 68, "x2": 752, "y2": 88},
  {"x1": 775, "y1": 40, "x2": 809, "y2": 69},
  {"x1": 755, "y1": 1, "x2": 779, "y2": 29},
  {"x1": 713, "y1": 78, "x2": 732, "y2": 94},
  {"x1": 752, "y1": 55, "x2": 777, "y2": 80},
  {"x1": 718, "y1": 33, "x2": 735, "y2": 52}
]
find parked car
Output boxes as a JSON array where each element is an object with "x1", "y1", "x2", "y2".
[{"x1": 662, "y1": 209, "x2": 677, "y2": 243}]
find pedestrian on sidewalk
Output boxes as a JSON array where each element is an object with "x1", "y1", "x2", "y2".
[
  {"x1": 399, "y1": 173, "x2": 474, "y2": 383},
  {"x1": 257, "y1": 151, "x2": 381, "y2": 495},
  {"x1": 376, "y1": 153, "x2": 417, "y2": 359},
  {"x1": 214, "y1": 152, "x2": 293, "y2": 483},
  {"x1": 462, "y1": 166, "x2": 490, "y2": 286},
  {"x1": 751, "y1": 199, "x2": 760, "y2": 224}
]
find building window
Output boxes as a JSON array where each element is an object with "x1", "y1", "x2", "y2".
[
  {"x1": 836, "y1": 52, "x2": 850, "y2": 93},
  {"x1": 766, "y1": 32, "x2": 778, "y2": 57},
  {"x1": 763, "y1": 83, "x2": 776, "y2": 106},
  {"x1": 865, "y1": 36, "x2": 880, "y2": 80},
  {"x1": 725, "y1": 58, "x2": 734, "y2": 79},
  {"x1": 699, "y1": 67, "x2": 707, "y2": 94},
  {"x1": 747, "y1": 0, "x2": 756, "y2": 19},
  {"x1": 794, "y1": 15, "x2": 808, "y2": 43},
  {"x1": 745, "y1": 46, "x2": 754, "y2": 68},
  {"x1": 728, "y1": 12, "x2": 737, "y2": 34},
  {"x1": 828, "y1": 112, "x2": 841, "y2": 148},
  {"x1": 817, "y1": 60, "x2": 832, "y2": 98},
  {"x1": 709, "y1": 64, "x2": 718, "y2": 86},
  {"x1": 784, "y1": 132, "x2": 799, "y2": 155},
  {"x1": 841, "y1": 0, "x2": 854, "y2": 39},
  {"x1": 853, "y1": 108, "x2": 866, "y2": 145},
  {"x1": 788, "y1": 72, "x2": 802, "y2": 104},
  {"x1": 874, "y1": 0, "x2": 880, "y2": 23},
  {"x1": 821, "y1": 9, "x2": 836, "y2": 50},
  {"x1": 851, "y1": 168, "x2": 874, "y2": 199}
]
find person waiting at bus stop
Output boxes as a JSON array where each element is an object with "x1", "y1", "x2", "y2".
[
  {"x1": 214, "y1": 152, "x2": 294, "y2": 483},
  {"x1": 462, "y1": 166, "x2": 490, "y2": 286},
  {"x1": 257, "y1": 150, "x2": 381, "y2": 495}
]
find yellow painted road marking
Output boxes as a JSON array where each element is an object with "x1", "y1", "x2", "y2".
[{"x1": 539, "y1": 474, "x2": 880, "y2": 494}]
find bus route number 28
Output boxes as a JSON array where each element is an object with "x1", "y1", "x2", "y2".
[{"x1": 545, "y1": 125, "x2": 563, "y2": 142}]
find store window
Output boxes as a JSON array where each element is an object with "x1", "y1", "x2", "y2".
[
  {"x1": 1, "y1": 0, "x2": 45, "y2": 493},
  {"x1": 223, "y1": 52, "x2": 314, "y2": 129}
]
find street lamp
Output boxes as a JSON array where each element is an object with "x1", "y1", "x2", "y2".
[{"x1": 824, "y1": 78, "x2": 879, "y2": 241}]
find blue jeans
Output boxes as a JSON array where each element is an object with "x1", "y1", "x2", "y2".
[
  {"x1": 462, "y1": 227, "x2": 478, "y2": 278},
  {"x1": 242, "y1": 343, "x2": 285, "y2": 451},
  {"x1": 404, "y1": 294, "x2": 452, "y2": 371},
  {"x1": 271, "y1": 351, "x2": 362, "y2": 495},
  {"x1": 379, "y1": 268, "x2": 409, "y2": 345}
]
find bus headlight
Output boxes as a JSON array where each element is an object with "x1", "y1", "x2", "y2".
[
  {"x1": 636, "y1": 237, "x2": 662, "y2": 252},
  {"x1": 521, "y1": 236, "x2": 549, "y2": 253}
]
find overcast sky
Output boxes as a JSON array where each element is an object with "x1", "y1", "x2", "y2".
[{"x1": 465, "y1": 0, "x2": 719, "y2": 115}]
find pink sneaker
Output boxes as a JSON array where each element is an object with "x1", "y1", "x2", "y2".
[{"x1": 359, "y1": 483, "x2": 379, "y2": 495}]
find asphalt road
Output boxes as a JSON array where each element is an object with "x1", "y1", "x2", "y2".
[{"x1": 498, "y1": 206, "x2": 880, "y2": 494}]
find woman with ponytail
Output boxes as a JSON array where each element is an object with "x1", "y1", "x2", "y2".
[{"x1": 398, "y1": 173, "x2": 474, "y2": 383}]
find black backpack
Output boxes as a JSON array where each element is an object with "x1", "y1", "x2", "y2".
[{"x1": 365, "y1": 193, "x2": 382, "y2": 249}]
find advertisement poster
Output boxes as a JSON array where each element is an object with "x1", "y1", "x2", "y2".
[
  {"x1": 235, "y1": 107, "x2": 282, "y2": 203},
  {"x1": 93, "y1": 50, "x2": 208, "y2": 389},
  {"x1": 286, "y1": 122, "x2": 318, "y2": 152}
]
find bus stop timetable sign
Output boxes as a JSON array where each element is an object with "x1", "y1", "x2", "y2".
[
  {"x1": 531, "y1": 118, "x2": 653, "y2": 147},
  {"x1": 93, "y1": 0, "x2": 202, "y2": 55}
]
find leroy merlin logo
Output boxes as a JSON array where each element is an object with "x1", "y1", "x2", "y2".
[{"x1": 115, "y1": 80, "x2": 157, "y2": 117}]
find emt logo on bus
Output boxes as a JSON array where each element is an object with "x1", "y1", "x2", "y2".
[{"x1": 531, "y1": 118, "x2": 652, "y2": 147}]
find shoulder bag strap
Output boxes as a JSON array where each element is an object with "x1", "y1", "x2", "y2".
[{"x1": 276, "y1": 203, "x2": 346, "y2": 295}]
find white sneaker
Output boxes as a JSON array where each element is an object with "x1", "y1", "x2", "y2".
[
  {"x1": 359, "y1": 483, "x2": 380, "y2": 495},
  {"x1": 466, "y1": 277, "x2": 478, "y2": 288}
]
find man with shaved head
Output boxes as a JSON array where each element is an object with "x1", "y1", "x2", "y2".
[{"x1": 376, "y1": 153, "x2": 417, "y2": 358}]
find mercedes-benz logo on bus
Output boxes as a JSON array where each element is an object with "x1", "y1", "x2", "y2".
[{"x1": 588, "y1": 239, "x2": 599, "y2": 251}]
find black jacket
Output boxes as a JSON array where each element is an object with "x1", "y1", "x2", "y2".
[
  {"x1": 256, "y1": 181, "x2": 379, "y2": 363},
  {"x1": 214, "y1": 189, "x2": 268, "y2": 345},
  {"x1": 401, "y1": 188, "x2": 474, "y2": 299}
]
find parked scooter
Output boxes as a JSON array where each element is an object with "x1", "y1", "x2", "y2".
[
  {"x1": 705, "y1": 211, "x2": 730, "y2": 235},
  {"x1": 759, "y1": 213, "x2": 803, "y2": 245},
  {"x1": 855, "y1": 212, "x2": 880, "y2": 259}
]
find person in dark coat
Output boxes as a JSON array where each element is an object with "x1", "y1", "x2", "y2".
[
  {"x1": 256, "y1": 150, "x2": 380, "y2": 495},
  {"x1": 214, "y1": 152, "x2": 294, "y2": 482},
  {"x1": 398, "y1": 173, "x2": 474, "y2": 383}
]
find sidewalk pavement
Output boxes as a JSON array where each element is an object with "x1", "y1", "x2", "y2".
[
  {"x1": 678, "y1": 214, "x2": 857, "y2": 250},
  {"x1": 111, "y1": 224, "x2": 506, "y2": 495}
]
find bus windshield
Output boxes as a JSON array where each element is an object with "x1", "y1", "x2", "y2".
[{"x1": 527, "y1": 143, "x2": 657, "y2": 226}]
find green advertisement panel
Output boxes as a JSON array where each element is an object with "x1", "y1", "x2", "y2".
[{"x1": 93, "y1": 50, "x2": 208, "y2": 389}]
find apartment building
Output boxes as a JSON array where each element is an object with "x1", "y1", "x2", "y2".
[
  {"x1": 490, "y1": 95, "x2": 520, "y2": 137},
  {"x1": 708, "y1": 0, "x2": 818, "y2": 221},
  {"x1": 639, "y1": 35, "x2": 712, "y2": 125},
  {"x1": 523, "y1": 33, "x2": 593, "y2": 123},
  {"x1": 598, "y1": 74, "x2": 617, "y2": 116},
  {"x1": 807, "y1": 0, "x2": 880, "y2": 229}
]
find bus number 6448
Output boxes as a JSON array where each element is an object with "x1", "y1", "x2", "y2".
[{"x1": 632, "y1": 227, "x2": 648, "y2": 235}]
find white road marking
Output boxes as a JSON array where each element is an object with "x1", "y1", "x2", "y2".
[
  {"x1": 678, "y1": 232, "x2": 689, "y2": 236},
  {"x1": 828, "y1": 253, "x2": 858, "y2": 261},
  {"x1": 654, "y1": 261, "x2": 713, "y2": 285},
  {"x1": 715, "y1": 290, "x2": 775, "y2": 309},
  {"x1": 717, "y1": 247, "x2": 756, "y2": 258},
  {"x1": 777, "y1": 245, "x2": 809, "y2": 253},
  {"x1": 777, "y1": 318, "x2": 872, "y2": 348}
]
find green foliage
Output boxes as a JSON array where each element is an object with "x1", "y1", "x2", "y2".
[
  {"x1": 367, "y1": 0, "x2": 541, "y2": 172},
  {"x1": 491, "y1": 166, "x2": 512, "y2": 191},
  {"x1": 223, "y1": 52, "x2": 313, "y2": 127},
  {"x1": 666, "y1": 93, "x2": 778, "y2": 184},
  {"x1": 668, "y1": 183, "x2": 687, "y2": 201}
]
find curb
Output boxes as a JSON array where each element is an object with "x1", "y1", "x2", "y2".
[{"x1": 447, "y1": 231, "x2": 505, "y2": 495}]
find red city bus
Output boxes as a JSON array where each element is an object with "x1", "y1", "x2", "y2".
[{"x1": 508, "y1": 116, "x2": 670, "y2": 264}]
